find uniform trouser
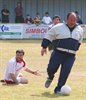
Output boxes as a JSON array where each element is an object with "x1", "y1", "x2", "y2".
[
  {"x1": 47, "y1": 50, "x2": 75, "y2": 90},
  {"x1": 2, "y1": 19, "x2": 9, "y2": 23}
]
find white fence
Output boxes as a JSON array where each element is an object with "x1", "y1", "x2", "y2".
[{"x1": 0, "y1": 23, "x2": 86, "y2": 39}]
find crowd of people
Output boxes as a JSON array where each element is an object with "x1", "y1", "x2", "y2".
[
  {"x1": 0, "y1": 2, "x2": 52, "y2": 25},
  {"x1": 0, "y1": 2, "x2": 83, "y2": 25}
]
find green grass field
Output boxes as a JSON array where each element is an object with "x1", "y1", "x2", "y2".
[{"x1": 0, "y1": 39, "x2": 86, "y2": 100}]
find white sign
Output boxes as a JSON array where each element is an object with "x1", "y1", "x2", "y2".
[
  {"x1": 0, "y1": 24, "x2": 24, "y2": 39},
  {"x1": 0, "y1": 23, "x2": 86, "y2": 39},
  {"x1": 23, "y1": 24, "x2": 49, "y2": 39}
]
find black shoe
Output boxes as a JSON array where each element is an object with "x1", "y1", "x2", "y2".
[
  {"x1": 45, "y1": 79, "x2": 52, "y2": 88},
  {"x1": 54, "y1": 86, "x2": 61, "y2": 94},
  {"x1": 0, "y1": 80, "x2": 5, "y2": 82},
  {"x1": 54, "y1": 91, "x2": 62, "y2": 95}
]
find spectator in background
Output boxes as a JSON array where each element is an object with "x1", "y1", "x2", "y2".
[
  {"x1": 0, "y1": 18, "x2": 1, "y2": 23},
  {"x1": 75, "y1": 11, "x2": 83, "y2": 24},
  {"x1": 42, "y1": 12, "x2": 52, "y2": 25},
  {"x1": 1, "y1": 5, "x2": 10, "y2": 23},
  {"x1": 34, "y1": 12, "x2": 41, "y2": 24},
  {"x1": 24, "y1": 14, "x2": 34, "y2": 24},
  {"x1": 15, "y1": 2, "x2": 24, "y2": 23}
]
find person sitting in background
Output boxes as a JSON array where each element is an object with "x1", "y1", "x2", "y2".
[
  {"x1": 34, "y1": 12, "x2": 41, "y2": 24},
  {"x1": 1, "y1": 49, "x2": 40, "y2": 84},
  {"x1": 1, "y1": 5, "x2": 10, "y2": 23},
  {"x1": 42, "y1": 12, "x2": 52, "y2": 25},
  {"x1": 24, "y1": 14, "x2": 34, "y2": 24},
  {"x1": 0, "y1": 18, "x2": 1, "y2": 23},
  {"x1": 75, "y1": 11, "x2": 83, "y2": 24}
]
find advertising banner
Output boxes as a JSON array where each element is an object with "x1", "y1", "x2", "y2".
[
  {"x1": 23, "y1": 24, "x2": 49, "y2": 39},
  {"x1": 0, "y1": 24, "x2": 24, "y2": 39},
  {"x1": 0, "y1": 23, "x2": 86, "y2": 39}
]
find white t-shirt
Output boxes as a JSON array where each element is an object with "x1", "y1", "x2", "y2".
[
  {"x1": 42, "y1": 16, "x2": 52, "y2": 24},
  {"x1": 4, "y1": 57, "x2": 27, "y2": 80}
]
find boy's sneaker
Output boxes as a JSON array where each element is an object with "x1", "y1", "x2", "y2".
[
  {"x1": 45, "y1": 79, "x2": 52, "y2": 88},
  {"x1": 54, "y1": 91, "x2": 62, "y2": 95}
]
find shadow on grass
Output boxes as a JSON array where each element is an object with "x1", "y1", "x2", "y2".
[
  {"x1": 41, "y1": 92, "x2": 63, "y2": 98},
  {"x1": 30, "y1": 92, "x2": 65, "y2": 98},
  {"x1": 1, "y1": 83, "x2": 17, "y2": 86}
]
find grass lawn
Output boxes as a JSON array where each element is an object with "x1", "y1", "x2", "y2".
[{"x1": 0, "y1": 39, "x2": 86, "y2": 100}]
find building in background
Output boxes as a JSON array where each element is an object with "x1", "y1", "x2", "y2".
[{"x1": 0, "y1": 0, "x2": 85, "y2": 23}]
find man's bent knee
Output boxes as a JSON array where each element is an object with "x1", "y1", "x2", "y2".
[{"x1": 18, "y1": 77, "x2": 28, "y2": 84}]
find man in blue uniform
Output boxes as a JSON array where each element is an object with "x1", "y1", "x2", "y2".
[{"x1": 41, "y1": 12, "x2": 83, "y2": 94}]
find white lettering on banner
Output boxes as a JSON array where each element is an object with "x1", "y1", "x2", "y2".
[{"x1": 26, "y1": 28, "x2": 47, "y2": 34}]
